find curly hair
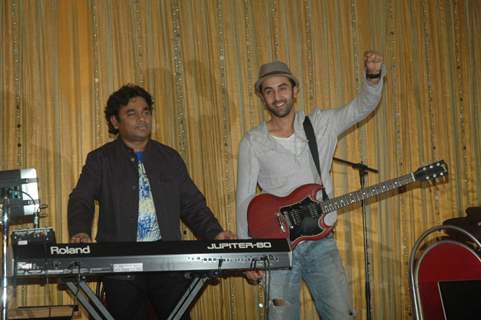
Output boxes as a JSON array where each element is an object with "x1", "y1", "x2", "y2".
[{"x1": 105, "y1": 84, "x2": 154, "y2": 134}]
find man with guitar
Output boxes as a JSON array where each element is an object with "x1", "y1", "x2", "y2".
[{"x1": 236, "y1": 52, "x2": 385, "y2": 319}]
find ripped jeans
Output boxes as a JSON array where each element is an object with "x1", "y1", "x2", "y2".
[{"x1": 266, "y1": 236, "x2": 354, "y2": 320}]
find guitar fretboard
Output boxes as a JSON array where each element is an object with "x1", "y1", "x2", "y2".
[{"x1": 320, "y1": 173, "x2": 415, "y2": 213}]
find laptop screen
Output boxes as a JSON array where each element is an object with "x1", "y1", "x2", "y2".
[{"x1": 438, "y1": 279, "x2": 481, "y2": 319}]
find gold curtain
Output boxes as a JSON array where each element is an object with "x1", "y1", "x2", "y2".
[{"x1": 1, "y1": 0, "x2": 480, "y2": 319}]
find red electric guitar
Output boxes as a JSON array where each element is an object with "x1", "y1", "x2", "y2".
[{"x1": 247, "y1": 160, "x2": 448, "y2": 248}]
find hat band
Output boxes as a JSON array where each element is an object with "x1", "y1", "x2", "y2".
[{"x1": 260, "y1": 70, "x2": 292, "y2": 78}]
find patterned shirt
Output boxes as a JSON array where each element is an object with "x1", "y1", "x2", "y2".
[{"x1": 136, "y1": 151, "x2": 161, "y2": 241}]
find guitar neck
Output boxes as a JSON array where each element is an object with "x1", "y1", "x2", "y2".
[{"x1": 320, "y1": 172, "x2": 415, "y2": 214}]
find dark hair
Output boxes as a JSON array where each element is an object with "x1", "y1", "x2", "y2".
[{"x1": 105, "y1": 84, "x2": 154, "y2": 134}]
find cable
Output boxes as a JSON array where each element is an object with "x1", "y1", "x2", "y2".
[
  {"x1": 216, "y1": 258, "x2": 225, "y2": 277},
  {"x1": 39, "y1": 242, "x2": 53, "y2": 319},
  {"x1": 17, "y1": 191, "x2": 52, "y2": 317},
  {"x1": 2, "y1": 189, "x2": 44, "y2": 226},
  {"x1": 249, "y1": 256, "x2": 272, "y2": 320},
  {"x1": 18, "y1": 189, "x2": 39, "y2": 207},
  {"x1": 18, "y1": 190, "x2": 43, "y2": 227},
  {"x1": 263, "y1": 256, "x2": 271, "y2": 320},
  {"x1": 95, "y1": 281, "x2": 102, "y2": 299},
  {"x1": 11, "y1": 253, "x2": 18, "y2": 303}
]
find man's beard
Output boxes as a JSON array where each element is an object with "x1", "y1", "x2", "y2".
[{"x1": 267, "y1": 100, "x2": 293, "y2": 118}]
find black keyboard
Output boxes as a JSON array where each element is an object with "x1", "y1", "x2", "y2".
[{"x1": 13, "y1": 239, "x2": 292, "y2": 277}]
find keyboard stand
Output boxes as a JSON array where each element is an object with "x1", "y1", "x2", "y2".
[
  {"x1": 62, "y1": 274, "x2": 210, "y2": 320},
  {"x1": 63, "y1": 279, "x2": 114, "y2": 320},
  {"x1": 167, "y1": 276, "x2": 209, "y2": 320}
]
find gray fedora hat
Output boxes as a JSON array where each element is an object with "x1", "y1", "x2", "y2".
[{"x1": 255, "y1": 61, "x2": 299, "y2": 93}]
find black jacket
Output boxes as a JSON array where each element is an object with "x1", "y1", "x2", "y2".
[{"x1": 68, "y1": 138, "x2": 223, "y2": 242}]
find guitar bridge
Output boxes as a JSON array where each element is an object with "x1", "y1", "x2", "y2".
[{"x1": 276, "y1": 212, "x2": 292, "y2": 232}]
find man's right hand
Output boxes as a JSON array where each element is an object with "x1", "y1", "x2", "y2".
[
  {"x1": 70, "y1": 233, "x2": 92, "y2": 243},
  {"x1": 244, "y1": 270, "x2": 265, "y2": 284}
]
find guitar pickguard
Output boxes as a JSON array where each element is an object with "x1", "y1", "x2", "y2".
[{"x1": 280, "y1": 197, "x2": 325, "y2": 241}]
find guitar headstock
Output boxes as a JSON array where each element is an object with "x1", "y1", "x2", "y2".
[{"x1": 414, "y1": 160, "x2": 448, "y2": 182}]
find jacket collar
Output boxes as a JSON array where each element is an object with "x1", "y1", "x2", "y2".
[{"x1": 115, "y1": 136, "x2": 152, "y2": 154}]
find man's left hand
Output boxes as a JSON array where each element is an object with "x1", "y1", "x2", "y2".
[{"x1": 214, "y1": 231, "x2": 236, "y2": 240}]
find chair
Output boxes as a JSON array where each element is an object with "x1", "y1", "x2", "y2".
[{"x1": 409, "y1": 225, "x2": 481, "y2": 320}]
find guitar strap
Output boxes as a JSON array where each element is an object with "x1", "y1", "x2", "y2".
[{"x1": 303, "y1": 116, "x2": 329, "y2": 201}]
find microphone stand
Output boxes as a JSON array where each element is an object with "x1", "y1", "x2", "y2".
[{"x1": 333, "y1": 157, "x2": 378, "y2": 320}]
